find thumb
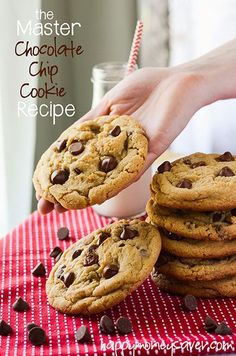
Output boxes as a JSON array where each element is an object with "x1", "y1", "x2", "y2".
[{"x1": 74, "y1": 95, "x2": 110, "y2": 125}]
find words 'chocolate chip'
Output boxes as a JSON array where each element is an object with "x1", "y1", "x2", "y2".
[
  {"x1": 28, "y1": 326, "x2": 46, "y2": 346},
  {"x1": 100, "y1": 156, "x2": 118, "y2": 172},
  {"x1": 51, "y1": 170, "x2": 69, "y2": 185},
  {"x1": 76, "y1": 325, "x2": 91, "y2": 343},
  {"x1": 100, "y1": 315, "x2": 115, "y2": 334}
]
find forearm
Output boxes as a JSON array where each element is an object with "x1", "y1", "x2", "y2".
[{"x1": 174, "y1": 39, "x2": 236, "y2": 104}]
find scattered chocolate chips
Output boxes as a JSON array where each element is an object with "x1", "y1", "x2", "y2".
[
  {"x1": 57, "y1": 227, "x2": 69, "y2": 240},
  {"x1": 116, "y1": 317, "x2": 132, "y2": 335},
  {"x1": 32, "y1": 262, "x2": 46, "y2": 277},
  {"x1": 75, "y1": 325, "x2": 91, "y2": 343},
  {"x1": 0, "y1": 320, "x2": 13, "y2": 336},
  {"x1": 100, "y1": 315, "x2": 115, "y2": 334},
  {"x1": 68, "y1": 141, "x2": 84, "y2": 156},
  {"x1": 98, "y1": 232, "x2": 110, "y2": 245},
  {"x1": 176, "y1": 179, "x2": 192, "y2": 189},
  {"x1": 110, "y1": 125, "x2": 121, "y2": 137},
  {"x1": 190, "y1": 161, "x2": 206, "y2": 169},
  {"x1": 157, "y1": 161, "x2": 172, "y2": 173},
  {"x1": 100, "y1": 156, "x2": 118, "y2": 173},
  {"x1": 216, "y1": 151, "x2": 234, "y2": 162},
  {"x1": 120, "y1": 226, "x2": 138, "y2": 240},
  {"x1": 182, "y1": 295, "x2": 198, "y2": 311},
  {"x1": 217, "y1": 166, "x2": 235, "y2": 177},
  {"x1": 103, "y1": 264, "x2": 119, "y2": 279},
  {"x1": 50, "y1": 246, "x2": 63, "y2": 259},
  {"x1": 83, "y1": 251, "x2": 99, "y2": 266},
  {"x1": 55, "y1": 139, "x2": 67, "y2": 152},
  {"x1": 215, "y1": 321, "x2": 232, "y2": 335},
  {"x1": 28, "y1": 326, "x2": 46, "y2": 346},
  {"x1": 51, "y1": 170, "x2": 69, "y2": 185},
  {"x1": 27, "y1": 323, "x2": 39, "y2": 331},
  {"x1": 64, "y1": 272, "x2": 75, "y2": 288},
  {"x1": 12, "y1": 297, "x2": 30, "y2": 312},
  {"x1": 204, "y1": 315, "x2": 218, "y2": 332},
  {"x1": 72, "y1": 249, "x2": 82, "y2": 260}
]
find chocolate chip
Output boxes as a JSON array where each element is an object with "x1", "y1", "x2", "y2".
[
  {"x1": 176, "y1": 179, "x2": 192, "y2": 189},
  {"x1": 64, "y1": 272, "x2": 75, "y2": 288},
  {"x1": 116, "y1": 317, "x2": 132, "y2": 335},
  {"x1": 72, "y1": 249, "x2": 82, "y2": 260},
  {"x1": 204, "y1": 315, "x2": 218, "y2": 332},
  {"x1": 100, "y1": 156, "x2": 118, "y2": 172},
  {"x1": 0, "y1": 320, "x2": 13, "y2": 336},
  {"x1": 88, "y1": 244, "x2": 98, "y2": 251},
  {"x1": 216, "y1": 152, "x2": 234, "y2": 162},
  {"x1": 55, "y1": 139, "x2": 67, "y2": 152},
  {"x1": 50, "y1": 246, "x2": 63, "y2": 259},
  {"x1": 74, "y1": 168, "x2": 82, "y2": 174},
  {"x1": 12, "y1": 297, "x2": 30, "y2": 312},
  {"x1": 157, "y1": 161, "x2": 172, "y2": 173},
  {"x1": 27, "y1": 323, "x2": 39, "y2": 331},
  {"x1": 51, "y1": 170, "x2": 69, "y2": 185},
  {"x1": 57, "y1": 227, "x2": 69, "y2": 240},
  {"x1": 28, "y1": 326, "x2": 46, "y2": 346},
  {"x1": 83, "y1": 251, "x2": 99, "y2": 266},
  {"x1": 68, "y1": 141, "x2": 84, "y2": 156},
  {"x1": 57, "y1": 265, "x2": 66, "y2": 279},
  {"x1": 182, "y1": 295, "x2": 198, "y2": 311},
  {"x1": 110, "y1": 125, "x2": 121, "y2": 137},
  {"x1": 211, "y1": 212, "x2": 223, "y2": 223},
  {"x1": 183, "y1": 158, "x2": 192, "y2": 165},
  {"x1": 217, "y1": 166, "x2": 235, "y2": 177},
  {"x1": 98, "y1": 232, "x2": 111, "y2": 245},
  {"x1": 75, "y1": 325, "x2": 91, "y2": 343},
  {"x1": 119, "y1": 243, "x2": 125, "y2": 247},
  {"x1": 215, "y1": 321, "x2": 232, "y2": 335},
  {"x1": 120, "y1": 226, "x2": 138, "y2": 240},
  {"x1": 231, "y1": 209, "x2": 236, "y2": 216},
  {"x1": 55, "y1": 252, "x2": 62, "y2": 262},
  {"x1": 103, "y1": 264, "x2": 119, "y2": 279},
  {"x1": 191, "y1": 161, "x2": 206, "y2": 169},
  {"x1": 100, "y1": 315, "x2": 115, "y2": 334},
  {"x1": 32, "y1": 262, "x2": 46, "y2": 277}
]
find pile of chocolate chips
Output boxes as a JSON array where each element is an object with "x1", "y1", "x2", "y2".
[{"x1": 75, "y1": 315, "x2": 132, "y2": 343}]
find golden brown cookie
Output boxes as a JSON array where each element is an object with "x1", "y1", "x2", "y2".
[
  {"x1": 151, "y1": 152, "x2": 236, "y2": 211},
  {"x1": 155, "y1": 252, "x2": 236, "y2": 281},
  {"x1": 152, "y1": 272, "x2": 236, "y2": 298},
  {"x1": 33, "y1": 115, "x2": 148, "y2": 209},
  {"x1": 46, "y1": 220, "x2": 161, "y2": 315},
  {"x1": 146, "y1": 199, "x2": 236, "y2": 241}
]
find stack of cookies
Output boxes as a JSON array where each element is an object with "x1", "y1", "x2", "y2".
[{"x1": 147, "y1": 152, "x2": 236, "y2": 298}]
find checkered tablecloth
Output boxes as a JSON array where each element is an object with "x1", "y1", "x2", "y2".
[{"x1": 0, "y1": 208, "x2": 236, "y2": 356}]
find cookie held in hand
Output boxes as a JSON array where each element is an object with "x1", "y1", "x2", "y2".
[
  {"x1": 46, "y1": 220, "x2": 161, "y2": 315},
  {"x1": 33, "y1": 115, "x2": 148, "y2": 209}
]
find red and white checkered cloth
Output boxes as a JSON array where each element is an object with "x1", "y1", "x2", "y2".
[{"x1": 0, "y1": 208, "x2": 236, "y2": 356}]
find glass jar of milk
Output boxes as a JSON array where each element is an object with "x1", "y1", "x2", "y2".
[{"x1": 91, "y1": 62, "x2": 151, "y2": 218}]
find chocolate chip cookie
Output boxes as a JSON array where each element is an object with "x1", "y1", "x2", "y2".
[
  {"x1": 146, "y1": 199, "x2": 236, "y2": 241},
  {"x1": 33, "y1": 115, "x2": 148, "y2": 209},
  {"x1": 46, "y1": 220, "x2": 161, "y2": 315},
  {"x1": 155, "y1": 251, "x2": 236, "y2": 281},
  {"x1": 159, "y1": 228, "x2": 236, "y2": 259},
  {"x1": 151, "y1": 152, "x2": 236, "y2": 211},
  {"x1": 152, "y1": 272, "x2": 236, "y2": 298}
]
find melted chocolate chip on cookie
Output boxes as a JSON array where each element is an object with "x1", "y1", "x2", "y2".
[
  {"x1": 217, "y1": 166, "x2": 235, "y2": 177},
  {"x1": 157, "y1": 161, "x2": 172, "y2": 173},
  {"x1": 64, "y1": 272, "x2": 75, "y2": 288},
  {"x1": 120, "y1": 226, "x2": 138, "y2": 240},
  {"x1": 51, "y1": 170, "x2": 69, "y2": 185},
  {"x1": 103, "y1": 264, "x2": 119, "y2": 279},
  {"x1": 216, "y1": 151, "x2": 234, "y2": 162},
  {"x1": 83, "y1": 251, "x2": 99, "y2": 266},
  {"x1": 55, "y1": 139, "x2": 67, "y2": 152},
  {"x1": 72, "y1": 249, "x2": 83, "y2": 260},
  {"x1": 98, "y1": 232, "x2": 110, "y2": 245},
  {"x1": 100, "y1": 156, "x2": 118, "y2": 172},
  {"x1": 190, "y1": 161, "x2": 206, "y2": 169},
  {"x1": 110, "y1": 125, "x2": 121, "y2": 137},
  {"x1": 176, "y1": 179, "x2": 192, "y2": 189},
  {"x1": 68, "y1": 141, "x2": 84, "y2": 156}
]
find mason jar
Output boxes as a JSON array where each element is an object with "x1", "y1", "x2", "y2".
[{"x1": 91, "y1": 61, "x2": 151, "y2": 218}]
